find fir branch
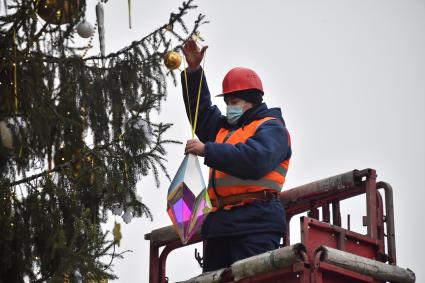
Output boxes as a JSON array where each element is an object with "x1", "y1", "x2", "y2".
[
  {"x1": 5, "y1": 0, "x2": 207, "y2": 65},
  {"x1": 7, "y1": 136, "x2": 122, "y2": 187}
]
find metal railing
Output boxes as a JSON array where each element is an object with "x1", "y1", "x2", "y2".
[{"x1": 145, "y1": 168, "x2": 399, "y2": 283}]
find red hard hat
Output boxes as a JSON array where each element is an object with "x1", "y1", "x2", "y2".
[{"x1": 217, "y1": 67, "x2": 264, "y2": 97}]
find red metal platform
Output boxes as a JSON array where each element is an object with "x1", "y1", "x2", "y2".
[{"x1": 145, "y1": 168, "x2": 415, "y2": 283}]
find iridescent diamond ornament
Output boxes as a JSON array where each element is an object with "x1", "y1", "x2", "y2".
[{"x1": 167, "y1": 154, "x2": 213, "y2": 244}]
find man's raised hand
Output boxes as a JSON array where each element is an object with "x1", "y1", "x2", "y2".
[{"x1": 182, "y1": 39, "x2": 208, "y2": 71}]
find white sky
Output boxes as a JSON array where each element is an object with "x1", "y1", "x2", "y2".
[{"x1": 81, "y1": 0, "x2": 425, "y2": 282}]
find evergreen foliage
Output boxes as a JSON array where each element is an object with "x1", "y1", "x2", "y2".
[{"x1": 0, "y1": 0, "x2": 207, "y2": 281}]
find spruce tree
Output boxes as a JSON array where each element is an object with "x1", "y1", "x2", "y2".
[{"x1": 0, "y1": 0, "x2": 207, "y2": 281}]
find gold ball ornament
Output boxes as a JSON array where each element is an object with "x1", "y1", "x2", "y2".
[
  {"x1": 86, "y1": 273, "x2": 108, "y2": 283},
  {"x1": 35, "y1": 0, "x2": 82, "y2": 25},
  {"x1": 164, "y1": 51, "x2": 182, "y2": 70}
]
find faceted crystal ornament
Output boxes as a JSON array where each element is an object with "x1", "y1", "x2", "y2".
[{"x1": 167, "y1": 154, "x2": 213, "y2": 244}]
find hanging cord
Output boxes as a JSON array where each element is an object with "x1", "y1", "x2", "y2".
[
  {"x1": 182, "y1": 58, "x2": 193, "y2": 135},
  {"x1": 182, "y1": 52, "x2": 206, "y2": 138},
  {"x1": 192, "y1": 57, "x2": 205, "y2": 137}
]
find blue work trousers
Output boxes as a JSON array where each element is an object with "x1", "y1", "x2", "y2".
[{"x1": 202, "y1": 232, "x2": 282, "y2": 273}]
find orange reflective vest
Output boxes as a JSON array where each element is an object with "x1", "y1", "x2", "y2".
[{"x1": 208, "y1": 116, "x2": 290, "y2": 208}]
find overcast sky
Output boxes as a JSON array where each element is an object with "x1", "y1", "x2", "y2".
[{"x1": 81, "y1": 1, "x2": 425, "y2": 282}]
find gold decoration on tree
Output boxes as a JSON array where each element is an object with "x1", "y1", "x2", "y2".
[
  {"x1": 163, "y1": 23, "x2": 182, "y2": 70},
  {"x1": 163, "y1": 51, "x2": 182, "y2": 70},
  {"x1": 86, "y1": 273, "x2": 108, "y2": 283},
  {"x1": 112, "y1": 221, "x2": 122, "y2": 247},
  {"x1": 165, "y1": 23, "x2": 173, "y2": 32},
  {"x1": 35, "y1": 0, "x2": 82, "y2": 25}
]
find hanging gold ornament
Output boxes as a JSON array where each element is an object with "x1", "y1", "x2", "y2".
[
  {"x1": 112, "y1": 221, "x2": 122, "y2": 247},
  {"x1": 164, "y1": 51, "x2": 182, "y2": 70},
  {"x1": 35, "y1": 0, "x2": 81, "y2": 25},
  {"x1": 165, "y1": 23, "x2": 173, "y2": 32},
  {"x1": 86, "y1": 273, "x2": 108, "y2": 283}
]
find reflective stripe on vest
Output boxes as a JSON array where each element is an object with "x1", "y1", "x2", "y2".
[{"x1": 208, "y1": 117, "x2": 290, "y2": 205}]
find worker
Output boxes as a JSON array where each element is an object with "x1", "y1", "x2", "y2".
[{"x1": 182, "y1": 39, "x2": 292, "y2": 272}]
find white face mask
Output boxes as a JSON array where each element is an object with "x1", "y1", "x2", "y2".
[{"x1": 226, "y1": 105, "x2": 244, "y2": 125}]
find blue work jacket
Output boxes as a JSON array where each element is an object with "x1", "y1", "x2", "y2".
[{"x1": 180, "y1": 68, "x2": 292, "y2": 238}]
